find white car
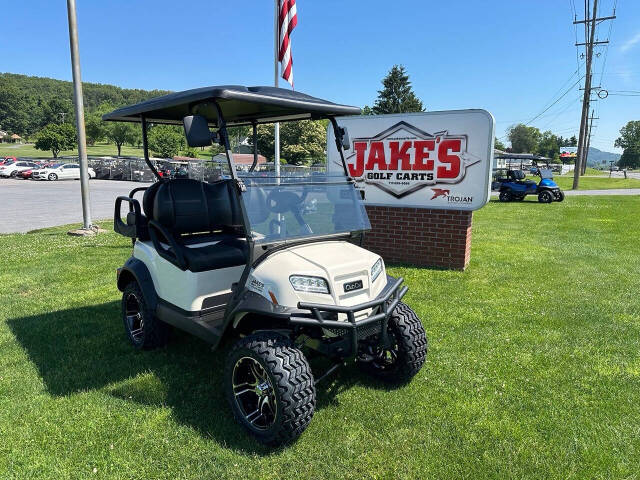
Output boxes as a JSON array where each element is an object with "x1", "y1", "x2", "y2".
[
  {"x1": 0, "y1": 160, "x2": 40, "y2": 178},
  {"x1": 32, "y1": 163, "x2": 96, "y2": 181}
]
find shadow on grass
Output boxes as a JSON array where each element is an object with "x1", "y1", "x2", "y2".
[{"x1": 7, "y1": 301, "x2": 393, "y2": 453}]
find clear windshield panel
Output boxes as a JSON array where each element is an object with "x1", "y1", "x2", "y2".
[
  {"x1": 238, "y1": 172, "x2": 371, "y2": 244},
  {"x1": 539, "y1": 168, "x2": 554, "y2": 179}
]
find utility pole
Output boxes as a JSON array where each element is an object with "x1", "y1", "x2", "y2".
[
  {"x1": 66, "y1": 0, "x2": 93, "y2": 232},
  {"x1": 572, "y1": 0, "x2": 615, "y2": 188},
  {"x1": 583, "y1": 110, "x2": 598, "y2": 174}
]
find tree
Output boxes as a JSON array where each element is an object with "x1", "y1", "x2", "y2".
[
  {"x1": 147, "y1": 125, "x2": 184, "y2": 158},
  {"x1": 494, "y1": 137, "x2": 506, "y2": 151},
  {"x1": 34, "y1": 122, "x2": 77, "y2": 158},
  {"x1": 536, "y1": 130, "x2": 560, "y2": 160},
  {"x1": 41, "y1": 98, "x2": 73, "y2": 125},
  {"x1": 569, "y1": 135, "x2": 577, "y2": 146},
  {"x1": 361, "y1": 105, "x2": 374, "y2": 116},
  {"x1": 615, "y1": 120, "x2": 640, "y2": 169},
  {"x1": 255, "y1": 120, "x2": 326, "y2": 165},
  {"x1": 507, "y1": 123, "x2": 541, "y2": 153},
  {"x1": 84, "y1": 112, "x2": 106, "y2": 145},
  {"x1": 372, "y1": 65, "x2": 424, "y2": 114},
  {"x1": 106, "y1": 122, "x2": 137, "y2": 156}
]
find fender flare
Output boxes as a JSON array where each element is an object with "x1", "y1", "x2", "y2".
[{"x1": 117, "y1": 257, "x2": 158, "y2": 312}]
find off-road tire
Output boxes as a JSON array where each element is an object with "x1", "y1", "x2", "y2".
[
  {"x1": 358, "y1": 302, "x2": 428, "y2": 384},
  {"x1": 538, "y1": 190, "x2": 554, "y2": 203},
  {"x1": 48, "y1": 173, "x2": 58, "y2": 181},
  {"x1": 499, "y1": 191, "x2": 512, "y2": 202},
  {"x1": 121, "y1": 281, "x2": 170, "y2": 349},
  {"x1": 555, "y1": 190, "x2": 565, "y2": 202},
  {"x1": 225, "y1": 333, "x2": 315, "y2": 446}
]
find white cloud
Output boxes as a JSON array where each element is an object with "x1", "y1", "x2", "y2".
[{"x1": 621, "y1": 32, "x2": 640, "y2": 52}]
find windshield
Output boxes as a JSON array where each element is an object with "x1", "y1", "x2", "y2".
[{"x1": 238, "y1": 172, "x2": 370, "y2": 244}]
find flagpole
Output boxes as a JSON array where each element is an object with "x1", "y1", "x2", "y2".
[{"x1": 273, "y1": 0, "x2": 280, "y2": 178}]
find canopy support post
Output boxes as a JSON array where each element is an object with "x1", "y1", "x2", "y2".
[
  {"x1": 141, "y1": 116, "x2": 162, "y2": 181},
  {"x1": 249, "y1": 122, "x2": 259, "y2": 172}
]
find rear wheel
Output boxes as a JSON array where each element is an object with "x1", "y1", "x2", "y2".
[
  {"x1": 358, "y1": 302, "x2": 428, "y2": 384},
  {"x1": 48, "y1": 173, "x2": 58, "y2": 181},
  {"x1": 225, "y1": 332, "x2": 315, "y2": 446},
  {"x1": 538, "y1": 190, "x2": 554, "y2": 203},
  {"x1": 10, "y1": 171, "x2": 17, "y2": 178},
  {"x1": 121, "y1": 281, "x2": 170, "y2": 349},
  {"x1": 499, "y1": 191, "x2": 512, "y2": 202}
]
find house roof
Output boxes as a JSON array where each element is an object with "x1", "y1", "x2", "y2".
[
  {"x1": 10, "y1": 134, "x2": 21, "y2": 139},
  {"x1": 102, "y1": 85, "x2": 361, "y2": 126}
]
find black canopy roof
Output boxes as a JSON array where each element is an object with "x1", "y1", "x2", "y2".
[{"x1": 102, "y1": 85, "x2": 361, "y2": 126}]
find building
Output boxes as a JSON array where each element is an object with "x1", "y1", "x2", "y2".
[
  {"x1": 0, "y1": 130, "x2": 7, "y2": 143},
  {"x1": 10, "y1": 134, "x2": 22, "y2": 144}
]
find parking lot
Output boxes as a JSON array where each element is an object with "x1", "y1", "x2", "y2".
[{"x1": 0, "y1": 178, "x2": 151, "y2": 233}]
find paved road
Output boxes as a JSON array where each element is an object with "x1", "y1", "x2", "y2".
[{"x1": 0, "y1": 178, "x2": 151, "y2": 233}]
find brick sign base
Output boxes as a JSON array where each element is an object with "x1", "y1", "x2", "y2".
[{"x1": 362, "y1": 206, "x2": 473, "y2": 270}]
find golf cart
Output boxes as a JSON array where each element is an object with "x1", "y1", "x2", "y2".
[
  {"x1": 495, "y1": 168, "x2": 564, "y2": 203},
  {"x1": 105, "y1": 86, "x2": 428, "y2": 446}
]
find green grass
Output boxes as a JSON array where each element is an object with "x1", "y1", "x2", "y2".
[
  {"x1": 0, "y1": 142, "x2": 212, "y2": 160},
  {"x1": 560, "y1": 167, "x2": 604, "y2": 176},
  {"x1": 1, "y1": 196, "x2": 640, "y2": 478},
  {"x1": 554, "y1": 175, "x2": 640, "y2": 190}
]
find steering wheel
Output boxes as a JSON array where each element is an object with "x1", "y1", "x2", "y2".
[
  {"x1": 266, "y1": 188, "x2": 309, "y2": 213},
  {"x1": 265, "y1": 188, "x2": 312, "y2": 234}
]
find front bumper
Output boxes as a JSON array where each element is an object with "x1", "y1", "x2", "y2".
[{"x1": 289, "y1": 275, "x2": 407, "y2": 356}]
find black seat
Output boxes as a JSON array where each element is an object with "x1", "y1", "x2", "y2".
[{"x1": 146, "y1": 179, "x2": 247, "y2": 272}]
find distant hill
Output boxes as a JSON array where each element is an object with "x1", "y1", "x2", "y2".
[
  {"x1": 586, "y1": 147, "x2": 621, "y2": 168},
  {"x1": 0, "y1": 73, "x2": 169, "y2": 137}
]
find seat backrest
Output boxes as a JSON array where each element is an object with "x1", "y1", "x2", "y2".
[{"x1": 152, "y1": 179, "x2": 244, "y2": 234}]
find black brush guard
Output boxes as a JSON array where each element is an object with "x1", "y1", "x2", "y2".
[{"x1": 289, "y1": 276, "x2": 407, "y2": 356}]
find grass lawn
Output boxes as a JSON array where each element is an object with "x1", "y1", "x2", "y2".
[
  {"x1": 554, "y1": 176, "x2": 640, "y2": 190},
  {"x1": 0, "y1": 142, "x2": 212, "y2": 160},
  {"x1": 1, "y1": 196, "x2": 639, "y2": 478},
  {"x1": 559, "y1": 167, "x2": 604, "y2": 176}
]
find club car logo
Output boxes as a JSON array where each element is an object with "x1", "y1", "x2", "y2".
[{"x1": 344, "y1": 121, "x2": 481, "y2": 199}]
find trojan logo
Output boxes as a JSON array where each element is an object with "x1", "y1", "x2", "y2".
[
  {"x1": 430, "y1": 188, "x2": 450, "y2": 200},
  {"x1": 343, "y1": 121, "x2": 481, "y2": 199}
]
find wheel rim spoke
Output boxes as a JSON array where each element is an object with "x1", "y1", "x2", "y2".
[{"x1": 232, "y1": 357, "x2": 277, "y2": 430}]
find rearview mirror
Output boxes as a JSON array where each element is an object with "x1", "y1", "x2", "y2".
[{"x1": 183, "y1": 115, "x2": 215, "y2": 147}]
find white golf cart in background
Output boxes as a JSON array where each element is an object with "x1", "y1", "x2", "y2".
[{"x1": 105, "y1": 86, "x2": 428, "y2": 445}]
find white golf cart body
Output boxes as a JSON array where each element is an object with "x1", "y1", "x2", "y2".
[{"x1": 107, "y1": 86, "x2": 406, "y2": 356}]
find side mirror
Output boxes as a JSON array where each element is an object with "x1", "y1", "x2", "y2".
[
  {"x1": 339, "y1": 127, "x2": 351, "y2": 150},
  {"x1": 183, "y1": 115, "x2": 216, "y2": 147}
]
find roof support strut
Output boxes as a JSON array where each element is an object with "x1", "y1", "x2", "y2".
[{"x1": 141, "y1": 116, "x2": 162, "y2": 181}]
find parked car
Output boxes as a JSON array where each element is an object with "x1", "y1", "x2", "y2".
[
  {"x1": 0, "y1": 160, "x2": 40, "y2": 178},
  {"x1": 18, "y1": 168, "x2": 36, "y2": 179},
  {"x1": 0, "y1": 156, "x2": 17, "y2": 166},
  {"x1": 32, "y1": 163, "x2": 96, "y2": 181}
]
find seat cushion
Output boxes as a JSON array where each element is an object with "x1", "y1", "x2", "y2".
[{"x1": 179, "y1": 238, "x2": 247, "y2": 272}]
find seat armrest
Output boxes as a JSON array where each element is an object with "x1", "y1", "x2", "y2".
[
  {"x1": 114, "y1": 196, "x2": 141, "y2": 238},
  {"x1": 148, "y1": 220, "x2": 188, "y2": 270}
]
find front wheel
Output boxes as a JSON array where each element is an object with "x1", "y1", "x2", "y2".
[
  {"x1": 555, "y1": 190, "x2": 565, "y2": 202},
  {"x1": 499, "y1": 191, "x2": 513, "y2": 202},
  {"x1": 538, "y1": 190, "x2": 554, "y2": 203},
  {"x1": 48, "y1": 173, "x2": 58, "y2": 181},
  {"x1": 225, "y1": 333, "x2": 315, "y2": 446},
  {"x1": 358, "y1": 302, "x2": 428, "y2": 384},
  {"x1": 10, "y1": 171, "x2": 18, "y2": 178}
]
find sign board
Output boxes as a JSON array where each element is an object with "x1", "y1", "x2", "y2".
[
  {"x1": 327, "y1": 110, "x2": 495, "y2": 211},
  {"x1": 560, "y1": 146, "x2": 577, "y2": 158}
]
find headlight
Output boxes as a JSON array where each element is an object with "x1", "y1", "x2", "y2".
[
  {"x1": 289, "y1": 275, "x2": 330, "y2": 294},
  {"x1": 371, "y1": 258, "x2": 383, "y2": 282}
]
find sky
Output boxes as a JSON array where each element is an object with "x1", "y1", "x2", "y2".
[{"x1": 2, "y1": 0, "x2": 639, "y2": 153}]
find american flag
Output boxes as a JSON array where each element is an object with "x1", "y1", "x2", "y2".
[{"x1": 278, "y1": 0, "x2": 297, "y2": 87}]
